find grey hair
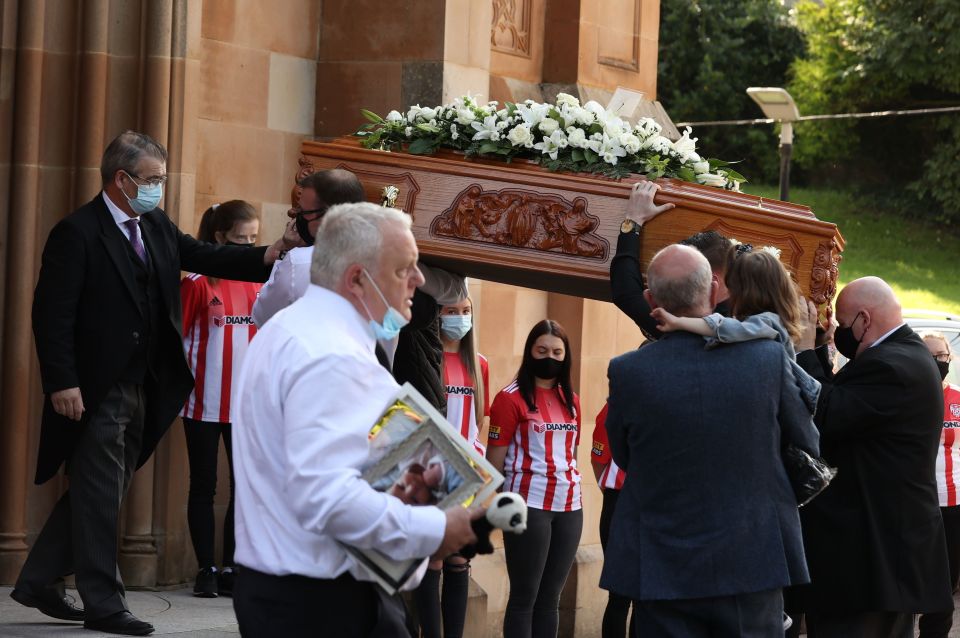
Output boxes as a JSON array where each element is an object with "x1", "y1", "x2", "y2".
[
  {"x1": 310, "y1": 202, "x2": 413, "y2": 289},
  {"x1": 646, "y1": 245, "x2": 713, "y2": 316},
  {"x1": 100, "y1": 130, "x2": 168, "y2": 185}
]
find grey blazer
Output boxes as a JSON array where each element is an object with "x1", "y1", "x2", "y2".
[{"x1": 600, "y1": 332, "x2": 820, "y2": 601}]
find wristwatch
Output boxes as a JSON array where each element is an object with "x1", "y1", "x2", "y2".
[{"x1": 620, "y1": 219, "x2": 641, "y2": 235}]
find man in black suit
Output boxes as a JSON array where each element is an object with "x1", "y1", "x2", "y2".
[
  {"x1": 10, "y1": 131, "x2": 297, "y2": 636},
  {"x1": 795, "y1": 276, "x2": 953, "y2": 637}
]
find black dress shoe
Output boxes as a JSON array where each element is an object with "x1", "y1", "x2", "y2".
[
  {"x1": 83, "y1": 610, "x2": 154, "y2": 636},
  {"x1": 10, "y1": 586, "x2": 85, "y2": 621}
]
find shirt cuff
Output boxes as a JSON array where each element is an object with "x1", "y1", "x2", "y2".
[{"x1": 407, "y1": 505, "x2": 447, "y2": 557}]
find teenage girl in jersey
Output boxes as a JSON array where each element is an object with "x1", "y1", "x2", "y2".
[
  {"x1": 918, "y1": 331, "x2": 960, "y2": 638},
  {"x1": 487, "y1": 319, "x2": 582, "y2": 638},
  {"x1": 414, "y1": 296, "x2": 490, "y2": 638},
  {"x1": 180, "y1": 201, "x2": 260, "y2": 598}
]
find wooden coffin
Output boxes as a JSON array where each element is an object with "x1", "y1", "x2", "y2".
[{"x1": 297, "y1": 138, "x2": 844, "y2": 314}]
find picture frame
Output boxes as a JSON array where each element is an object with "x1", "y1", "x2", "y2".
[{"x1": 341, "y1": 383, "x2": 503, "y2": 594}]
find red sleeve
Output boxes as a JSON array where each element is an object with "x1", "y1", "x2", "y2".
[
  {"x1": 180, "y1": 276, "x2": 202, "y2": 335},
  {"x1": 591, "y1": 403, "x2": 611, "y2": 465},
  {"x1": 488, "y1": 389, "x2": 521, "y2": 447},
  {"x1": 574, "y1": 393, "x2": 582, "y2": 447},
  {"x1": 479, "y1": 354, "x2": 490, "y2": 417}
]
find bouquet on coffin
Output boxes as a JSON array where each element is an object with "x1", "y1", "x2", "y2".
[{"x1": 342, "y1": 383, "x2": 526, "y2": 594}]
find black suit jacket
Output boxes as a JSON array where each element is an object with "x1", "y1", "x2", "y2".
[
  {"x1": 794, "y1": 326, "x2": 953, "y2": 613},
  {"x1": 31, "y1": 194, "x2": 271, "y2": 484}
]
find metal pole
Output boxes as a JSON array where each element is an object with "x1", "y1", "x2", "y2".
[{"x1": 779, "y1": 122, "x2": 794, "y2": 201}]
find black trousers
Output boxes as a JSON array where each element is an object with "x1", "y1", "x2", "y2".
[
  {"x1": 599, "y1": 489, "x2": 635, "y2": 638},
  {"x1": 805, "y1": 611, "x2": 914, "y2": 638},
  {"x1": 918, "y1": 504, "x2": 960, "y2": 638},
  {"x1": 182, "y1": 418, "x2": 235, "y2": 568},
  {"x1": 234, "y1": 565, "x2": 409, "y2": 638},
  {"x1": 631, "y1": 588, "x2": 783, "y2": 638},
  {"x1": 502, "y1": 507, "x2": 583, "y2": 638},
  {"x1": 16, "y1": 383, "x2": 145, "y2": 620}
]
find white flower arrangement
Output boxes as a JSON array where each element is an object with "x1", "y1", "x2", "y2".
[{"x1": 357, "y1": 94, "x2": 745, "y2": 189}]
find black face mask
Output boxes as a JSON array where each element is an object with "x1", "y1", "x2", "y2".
[
  {"x1": 532, "y1": 356, "x2": 564, "y2": 380},
  {"x1": 295, "y1": 213, "x2": 316, "y2": 246},
  {"x1": 225, "y1": 240, "x2": 255, "y2": 248},
  {"x1": 834, "y1": 311, "x2": 864, "y2": 360},
  {"x1": 938, "y1": 360, "x2": 951, "y2": 382}
]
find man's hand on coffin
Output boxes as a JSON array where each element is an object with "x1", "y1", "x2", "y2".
[
  {"x1": 432, "y1": 506, "x2": 483, "y2": 562},
  {"x1": 625, "y1": 181, "x2": 674, "y2": 226},
  {"x1": 798, "y1": 300, "x2": 820, "y2": 352}
]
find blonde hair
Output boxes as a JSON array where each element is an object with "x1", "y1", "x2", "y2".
[
  {"x1": 725, "y1": 249, "x2": 803, "y2": 343},
  {"x1": 442, "y1": 297, "x2": 486, "y2": 428},
  {"x1": 920, "y1": 331, "x2": 952, "y2": 355}
]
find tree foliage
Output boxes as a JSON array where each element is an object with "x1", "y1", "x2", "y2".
[
  {"x1": 787, "y1": 0, "x2": 960, "y2": 223},
  {"x1": 657, "y1": 0, "x2": 805, "y2": 184}
]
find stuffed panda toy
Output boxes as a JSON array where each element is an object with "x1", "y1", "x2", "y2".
[{"x1": 460, "y1": 492, "x2": 527, "y2": 559}]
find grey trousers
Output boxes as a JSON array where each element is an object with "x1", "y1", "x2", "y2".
[{"x1": 17, "y1": 382, "x2": 145, "y2": 620}]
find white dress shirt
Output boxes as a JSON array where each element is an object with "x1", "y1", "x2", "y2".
[
  {"x1": 252, "y1": 247, "x2": 468, "y2": 327},
  {"x1": 870, "y1": 322, "x2": 906, "y2": 348},
  {"x1": 232, "y1": 285, "x2": 446, "y2": 581}
]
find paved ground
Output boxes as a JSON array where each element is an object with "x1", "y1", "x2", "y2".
[
  {"x1": 0, "y1": 587, "x2": 238, "y2": 637},
  {"x1": 3, "y1": 585, "x2": 960, "y2": 637}
]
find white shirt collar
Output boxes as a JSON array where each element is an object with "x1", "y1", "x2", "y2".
[
  {"x1": 869, "y1": 323, "x2": 906, "y2": 348},
  {"x1": 102, "y1": 191, "x2": 137, "y2": 234}
]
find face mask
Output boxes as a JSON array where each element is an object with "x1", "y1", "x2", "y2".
[
  {"x1": 121, "y1": 171, "x2": 163, "y2": 215},
  {"x1": 937, "y1": 360, "x2": 951, "y2": 382},
  {"x1": 359, "y1": 269, "x2": 409, "y2": 341},
  {"x1": 295, "y1": 213, "x2": 316, "y2": 246},
  {"x1": 225, "y1": 240, "x2": 255, "y2": 248},
  {"x1": 440, "y1": 315, "x2": 472, "y2": 341},
  {"x1": 834, "y1": 311, "x2": 864, "y2": 360},
  {"x1": 532, "y1": 356, "x2": 563, "y2": 380}
]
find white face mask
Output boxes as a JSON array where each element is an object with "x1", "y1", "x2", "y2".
[
  {"x1": 440, "y1": 314, "x2": 472, "y2": 341},
  {"x1": 121, "y1": 171, "x2": 163, "y2": 215},
  {"x1": 358, "y1": 269, "x2": 409, "y2": 341}
]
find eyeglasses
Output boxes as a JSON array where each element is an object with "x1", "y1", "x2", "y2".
[
  {"x1": 294, "y1": 207, "x2": 326, "y2": 218},
  {"x1": 934, "y1": 354, "x2": 952, "y2": 363},
  {"x1": 127, "y1": 172, "x2": 167, "y2": 187}
]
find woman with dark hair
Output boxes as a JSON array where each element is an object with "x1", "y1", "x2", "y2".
[
  {"x1": 487, "y1": 319, "x2": 583, "y2": 638},
  {"x1": 180, "y1": 200, "x2": 261, "y2": 597}
]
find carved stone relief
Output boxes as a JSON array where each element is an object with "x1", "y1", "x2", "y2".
[
  {"x1": 491, "y1": 0, "x2": 532, "y2": 58},
  {"x1": 431, "y1": 185, "x2": 609, "y2": 259}
]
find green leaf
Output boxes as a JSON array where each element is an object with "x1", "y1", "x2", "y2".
[
  {"x1": 571, "y1": 149, "x2": 585, "y2": 162},
  {"x1": 584, "y1": 149, "x2": 599, "y2": 164},
  {"x1": 722, "y1": 168, "x2": 747, "y2": 183},
  {"x1": 479, "y1": 142, "x2": 500, "y2": 154},
  {"x1": 677, "y1": 167, "x2": 697, "y2": 182},
  {"x1": 408, "y1": 138, "x2": 437, "y2": 155},
  {"x1": 360, "y1": 109, "x2": 384, "y2": 124}
]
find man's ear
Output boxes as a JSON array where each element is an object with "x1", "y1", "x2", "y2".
[
  {"x1": 708, "y1": 278, "x2": 719, "y2": 310},
  {"x1": 344, "y1": 263, "x2": 365, "y2": 299},
  {"x1": 643, "y1": 289, "x2": 657, "y2": 310}
]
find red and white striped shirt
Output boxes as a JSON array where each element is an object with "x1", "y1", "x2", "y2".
[
  {"x1": 488, "y1": 382, "x2": 581, "y2": 512},
  {"x1": 443, "y1": 351, "x2": 490, "y2": 454},
  {"x1": 180, "y1": 274, "x2": 261, "y2": 423},
  {"x1": 936, "y1": 384, "x2": 960, "y2": 507},
  {"x1": 591, "y1": 403, "x2": 626, "y2": 491}
]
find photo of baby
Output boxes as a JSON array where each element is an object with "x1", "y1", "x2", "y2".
[{"x1": 372, "y1": 441, "x2": 466, "y2": 506}]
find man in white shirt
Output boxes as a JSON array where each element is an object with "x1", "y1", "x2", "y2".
[{"x1": 231, "y1": 202, "x2": 478, "y2": 637}]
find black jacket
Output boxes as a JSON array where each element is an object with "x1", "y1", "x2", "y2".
[
  {"x1": 392, "y1": 288, "x2": 446, "y2": 414},
  {"x1": 31, "y1": 195, "x2": 271, "y2": 483},
  {"x1": 793, "y1": 326, "x2": 953, "y2": 612}
]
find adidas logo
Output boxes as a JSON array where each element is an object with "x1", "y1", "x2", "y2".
[{"x1": 209, "y1": 296, "x2": 223, "y2": 306}]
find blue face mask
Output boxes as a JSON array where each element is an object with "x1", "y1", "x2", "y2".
[
  {"x1": 360, "y1": 269, "x2": 410, "y2": 341},
  {"x1": 440, "y1": 314, "x2": 472, "y2": 341},
  {"x1": 122, "y1": 171, "x2": 163, "y2": 215}
]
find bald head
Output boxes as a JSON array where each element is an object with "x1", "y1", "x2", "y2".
[
  {"x1": 298, "y1": 168, "x2": 365, "y2": 210},
  {"x1": 644, "y1": 244, "x2": 716, "y2": 317},
  {"x1": 836, "y1": 276, "x2": 903, "y2": 354}
]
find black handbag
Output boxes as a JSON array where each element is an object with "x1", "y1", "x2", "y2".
[{"x1": 783, "y1": 444, "x2": 837, "y2": 507}]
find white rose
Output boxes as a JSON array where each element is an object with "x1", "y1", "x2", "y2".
[
  {"x1": 507, "y1": 123, "x2": 535, "y2": 148},
  {"x1": 556, "y1": 92, "x2": 580, "y2": 108},
  {"x1": 539, "y1": 117, "x2": 559, "y2": 135},
  {"x1": 693, "y1": 160, "x2": 710, "y2": 174},
  {"x1": 404, "y1": 126, "x2": 413, "y2": 138},
  {"x1": 406, "y1": 105, "x2": 422, "y2": 121},
  {"x1": 566, "y1": 127, "x2": 587, "y2": 148},
  {"x1": 620, "y1": 133, "x2": 641, "y2": 154},
  {"x1": 573, "y1": 107, "x2": 595, "y2": 126},
  {"x1": 419, "y1": 107, "x2": 437, "y2": 121},
  {"x1": 386, "y1": 110, "x2": 403, "y2": 123}
]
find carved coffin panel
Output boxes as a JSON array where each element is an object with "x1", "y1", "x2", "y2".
[{"x1": 298, "y1": 138, "x2": 845, "y2": 315}]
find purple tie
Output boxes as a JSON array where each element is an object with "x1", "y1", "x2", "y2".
[{"x1": 123, "y1": 219, "x2": 147, "y2": 263}]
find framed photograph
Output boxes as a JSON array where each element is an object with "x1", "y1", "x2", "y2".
[{"x1": 342, "y1": 383, "x2": 503, "y2": 593}]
